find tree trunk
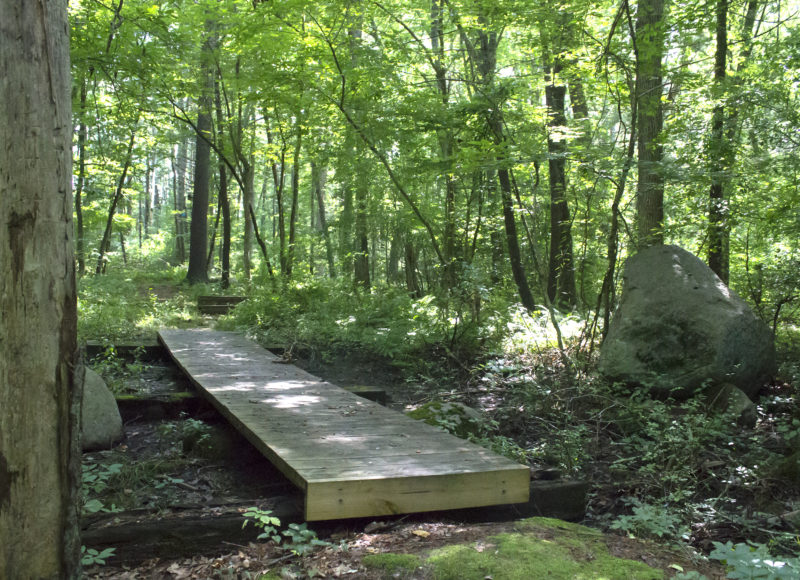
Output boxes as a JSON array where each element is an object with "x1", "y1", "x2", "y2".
[
  {"x1": 120, "y1": 231, "x2": 128, "y2": 265},
  {"x1": 707, "y1": 0, "x2": 759, "y2": 282},
  {"x1": 708, "y1": 0, "x2": 729, "y2": 282},
  {"x1": 214, "y1": 78, "x2": 231, "y2": 288},
  {"x1": 185, "y1": 32, "x2": 214, "y2": 285},
  {"x1": 462, "y1": 18, "x2": 536, "y2": 311},
  {"x1": 144, "y1": 153, "x2": 153, "y2": 238},
  {"x1": 286, "y1": 120, "x2": 302, "y2": 279},
  {"x1": 242, "y1": 160, "x2": 255, "y2": 279},
  {"x1": 354, "y1": 179, "x2": 371, "y2": 290},
  {"x1": 498, "y1": 167, "x2": 537, "y2": 311},
  {"x1": 266, "y1": 117, "x2": 289, "y2": 277},
  {"x1": 431, "y1": 0, "x2": 457, "y2": 289},
  {"x1": 173, "y1": 137, "x2": 188, "y2": 264},
  {"x1": 96, "y1": 129, "x2": 136, "y2": 274},
  {"x1": 340, "y1": 182, "x2": 354, "y2": 280},
  {"x1": 404, "y1": 238, "x2": 422, "y2": 298},
  {"x1": 635, "y1": 0, "x2": 666, "y2": 248},
  {"x1": 312, "y1": 162, "x2": 336, "y2": 278},
  {"x1": 0, "y1": 1, "x2": 82, "y2": 576},
  {"x1": 75, "y1": 75, "x2": 88, "y2": 277},
  {"x1": 545, "y1": 84, "x2": 577, "y2": 308}
]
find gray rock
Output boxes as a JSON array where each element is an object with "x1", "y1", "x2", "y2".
[
  {"x1": 81, "y1": 368, "x2": 124, "y2": 451},
  {"x1": 599, "y1": 245, "x2": 776, "y2": 399}
]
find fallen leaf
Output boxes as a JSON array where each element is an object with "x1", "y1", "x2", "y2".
[{"x1": 412, "y1": 529, "x2": 430, "y2": 538}]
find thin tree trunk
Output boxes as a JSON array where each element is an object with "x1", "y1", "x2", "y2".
[
  {"x1": 285, "y1": 119, "x2": 302, "y2": 278},
  {"x1": 248, "y1": 203, "x2": 274, "y2": 277},
  {"x1": 241, "y1": 159, "x2": 255, "y2": 278},
  {"x1": 266, "y1": 117, "x2": 289, "y2": 277},
  {"x1": 388, "y1": 229, "x2": 401, "y2": 284},
  {"x1": 173, "y1": 138, "x2": 188, "y2": 264},
  {"x1": 214, "y1": 78, "x2": 231, "y2": 287},
  {"x1": 119, "y1": 231, "x2": 127, "y2": 265},
  {"x1": 0, "y1": 0, "x2": 81, "y2": 575},
  {"x1": 144, "y1": 153, "x2": 153, "y2": 237},
  {"x1": 220, "y1": 166, "x2": 231, "y2": 288},
  {"x1": 600, "y1": 94, "x2": 638, "y2": 341},
  {"x1": 96, "y1": 129, "x2": 136, "y2": 274},
  {"x1": 499, "y1": 167, "x2": 537, "y2": 311},
  {"x1": 432, "y1": 0, "x2": 457, "y2": 288},
  {"x1": 75, "y1": 75, "x2": 88, "y2": 276},
  {"x1": 405, "y1": 238, "x2": 422, "y2": 298},
  {"x1": 312, "y1": 162, "x2": 336, "y2": 278},
  {"x1": 708, "y1": 0, "x2": 729, "y2": 282},
  {"x1": 354, "y1": 179, "x2": 370, "y2": 289},
  {"x1": 459, "y1": 17, "x2": 536, "y2": 311}
]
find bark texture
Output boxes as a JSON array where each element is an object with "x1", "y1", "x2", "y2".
[
  {"x1": 546, "y1": 83, "x2": 577, "y2": 308},
  {"x1": 635, "y1": 0, "x2": 666, "y2": 248},
  {"x1": 0, "y1": 1, "x2": 81, "y2": 576},
  {"x1": 186, "y1": 27, "x2": 215, "y2": 284}
]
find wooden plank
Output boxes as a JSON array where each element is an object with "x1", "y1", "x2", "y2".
[
  {"x1": 306, "y1": 469, "x2": 529, "y2": 520},
  {"x1": 158, "y1": 329, "x2": 529, "y2": 520}
]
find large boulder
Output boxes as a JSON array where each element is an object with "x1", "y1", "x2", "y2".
[
  {"x1": 599, "y1": 245, "x2": 776, "y2": 399},
  {"x1": 81, "y1": 368, "x2": 124, "y2": 451}
]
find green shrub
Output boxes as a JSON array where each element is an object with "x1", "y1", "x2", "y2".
[{"x1": 709, "y1": 541, "x2": 800, "y2": 579}]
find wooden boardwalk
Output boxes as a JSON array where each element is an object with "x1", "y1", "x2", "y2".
[{"x1": 158, "y1": 329, "x2": 530, "y2": 521}]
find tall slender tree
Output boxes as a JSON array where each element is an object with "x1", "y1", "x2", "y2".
[
  {"x1": 186, "y1": 24, "x2": 215, "y2": 285},
  {"x1": 635, "y1": 0, "x2": 666, "y2": 248}
]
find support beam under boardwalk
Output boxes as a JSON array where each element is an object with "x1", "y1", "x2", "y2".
[{"x1": 158, "y1": 329, "x2": 530, "y2": 521}]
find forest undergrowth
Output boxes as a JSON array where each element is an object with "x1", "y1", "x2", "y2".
[{"x1": 80, "y1": 265, "x2": 800, "y2": 576}]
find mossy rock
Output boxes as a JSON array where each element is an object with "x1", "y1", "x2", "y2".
[
  {"x1": 406, "y1": 401, "x2": 485, "y2": 439},
  {"x1": 367, "y1": 518, "x2": 665, "y2": 580}
]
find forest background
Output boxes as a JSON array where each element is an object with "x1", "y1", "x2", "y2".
[{"x1": 71, "y1": 0, "x2": 800, "y2": 571}]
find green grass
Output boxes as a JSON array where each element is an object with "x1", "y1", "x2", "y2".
[{"x1": 78, "y1": 265, "x2": 210, "y2": 342}]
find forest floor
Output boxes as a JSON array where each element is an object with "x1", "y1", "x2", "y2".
[
  {"x1": 80, "y1": 282, "x2": 800, "y2": 578},
  {"x1": 82, "y1": 344, "x2": 731, "y2": 580}
]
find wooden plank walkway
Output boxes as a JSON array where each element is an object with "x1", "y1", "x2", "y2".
[{"x1": 158, "y1": 329, "x2": 530, "y2": 521}]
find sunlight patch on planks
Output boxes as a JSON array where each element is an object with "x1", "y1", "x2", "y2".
[{"x1": 158, "y1": 329, "x2": 529, "y2": 521}]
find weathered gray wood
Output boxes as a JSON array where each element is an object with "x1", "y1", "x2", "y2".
[{"x1": 158, "y1": 329, "x2": 529, "y2": 520}]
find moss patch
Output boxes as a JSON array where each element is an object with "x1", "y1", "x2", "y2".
[
  {"x1": 427, "y1": 519, "x2": 663, "y2": 579},
  {"x1": 368, "y1": 518, "x2": 665, "y2": 580},
  {"x1": 363, "y1": 553, "x2": 422, "y2": 575}
]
